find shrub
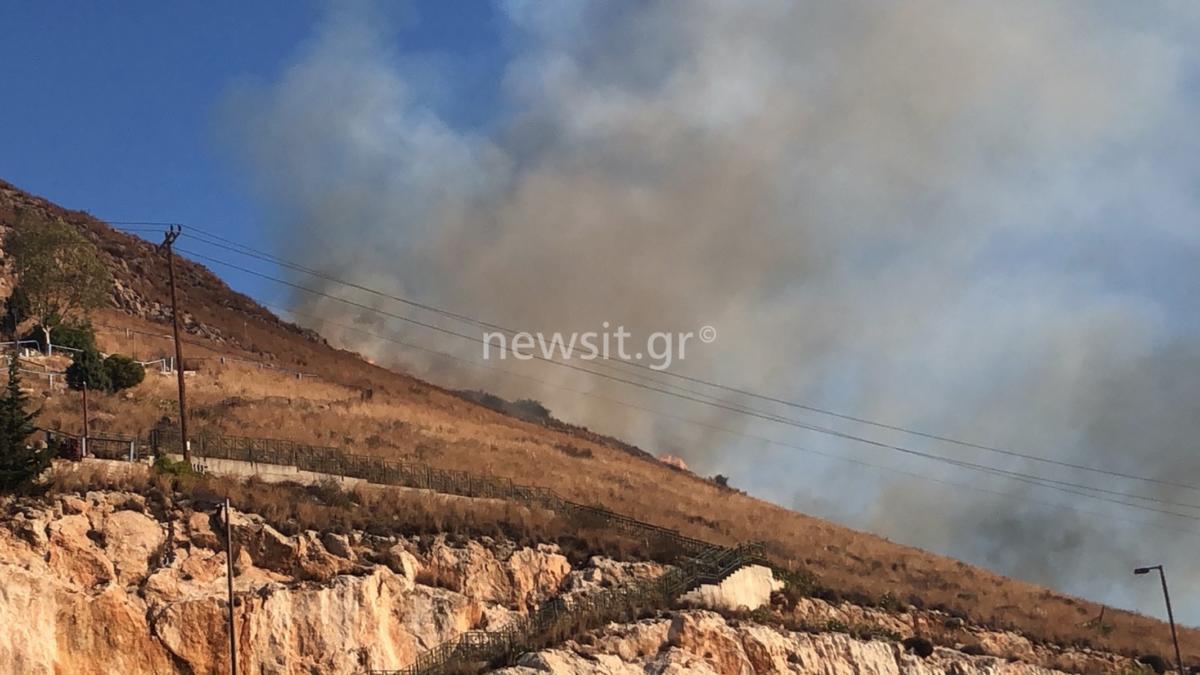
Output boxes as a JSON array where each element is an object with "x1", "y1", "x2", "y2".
[
  {"x1": 2, "y1": 287, "x2": 29, "y2": 338},
  {"x1": 901, "y1": 636, "x2": 934, "y2": 657},
  {"x1": 511, "y1": 398, "x2": 552, "y2": 422},
  {"x1": 774, "y1": 567, "x2": 819, "y2": 608},
  {"x1": 878, "y1": 591, "x2": 904, "y2": 613},
  {"x1": 153, "y1": 455, "x2": 196, "y2": 476},
  {"x1": 1137, "y1": 655, "x2": 1167, "y2": 674},
  {"x1": 457, "y1": 390, "x2": 556, "y2": 424},
  {"x1": 824, "y1": 618, "x2": 848, "y2": 633},
  {"x1": 747, "y1": 606, "x2": 775, "y2": 624},
  {"x1": 103, "y1": 354, "x2": 145, "y2": 391},
  {"x1": 308, "y1": 476, "x2": 357, "y2": 508},
  {"x1": 66, "y1": 348, "x2": 110, "y2": 392},
  {"x1": 555, "y1": 443, "x2": 593, "y2": 459},
  {"x1": 24, "y1": 322, "x2": 96, "y2": 353}
]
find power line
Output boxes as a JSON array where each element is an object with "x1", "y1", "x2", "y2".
[
  {"x1": 167, "y1": 245, "x2": 1200, "y2": 520},
  {"x1": 107, "y1": 223, "x2": 1200, "y2": 518},
  {"x1": 266, "y1": 302, "x2": 1200, "y2": 535},
  {"x1": 173, "y1": 227, "x2": 739, "y2": 407},
  {"x1": 96, "y1": 227, "x2": 1200, "y2": 526},
  {"x1": 91, "y1": 323, "x2": 319, "y2": 378},
  {"x1": 111, "y1": 223, "x2": 734, "y2": 409},
  {"x1": 118, "y1": 220, "x2": 1198, "y2": 495}
]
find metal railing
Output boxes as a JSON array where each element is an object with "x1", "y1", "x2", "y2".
[
  {"x1": 86, "y1": 434, "x2": 144, "y2": 461},
  {"x1": 38, "y1": 429, "x2": 145, "y2": 461},
  {"x1": 151, "y1": 429, "x2": 722, "y2": 561}
]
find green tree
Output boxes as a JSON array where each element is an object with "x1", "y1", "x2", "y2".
[
  {"x1": 21, "y1": 322, "x2": 97, "y2": 353},
  {"x1": 5, "y1": 211, "x2": 111, "y2": 354},
  {"x1": 103, "y1": 354, "x2": 145, "y2": 391},
  {"x1": 65, "y1": 348, "x2": 110, "y2": 392},
  {"x1": 2, "y1": 286, "x2": 30, "y2": 339},
  {"x1": 0, "y1": 356, "x2": 48, "y2": 491}
]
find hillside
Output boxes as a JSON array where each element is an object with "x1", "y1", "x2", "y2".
[
  {"x1": 0, "y1": 179, "x2": 1194, "y2": 667},
  {"x1": 3, "y1": 475, "x2": 1144, "y2": 674}
]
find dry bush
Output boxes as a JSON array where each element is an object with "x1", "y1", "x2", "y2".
[{"x1": 49, "y1": 460, "x2": 157, "y2": 495}]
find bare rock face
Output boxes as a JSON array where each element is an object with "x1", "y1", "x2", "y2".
[
  {"x1": 564, "y1": 556, "x2": 665, "y2": 594},
  {"x1": 384, "y1": 544, "x2": 423, "y2": 582},
  {"x1": 0, "y1": 491, "x2": 1145, "y2": 675},
  {"x1": 777, "y1": 595, "x2": 1135, "y2": 673},
  {"x1": 789, "y1": 596, "x2": 914, "y2": 637},
  {"x1": 498, "y1": 610, "x2": 1083, "y2": 675},
  {"x1": 47, "y1": 514, "x2": 115, "y2": 589},
  {"x1": 668, "y1": 612, "x2": 754, "y2": 675},
  {"x1": 508, "y1": 544, "x2": 572, "y2": 612},
  {"x1": 187, "y1": 510, "x2": 221, "y2": 549},
  {"x1": 322, "y1": 532, "x2": 356, "y2": 560},
  {"x1": 226, "y1": 512, "x2": 357, "y2": 582},
  {"x1": 421, "y1": 539, "x2": 512, "y2": 604},
  {"x1": 591, "y1": 620, "x2": 671, "y2": 663},
  {"x1": 418, "y1": 538, "x2": 570, "y2": 611},
  {"x1": 101, "y1": 509, "x2": 165, "y2": 584},
  {"x1": 0, "y1": 546, "x2": 176, "y2": 674},
  {"x1": 516, "y1": 649, "x2": 652, "y2": 674},
  {"x1": 0, "y1": 492, "x2": 498, "y2": 674},
  {"x1": 978, "y1": 631, "x2": 1037, "y2": 661}
]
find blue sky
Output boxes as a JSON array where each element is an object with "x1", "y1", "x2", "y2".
[{"x1": 0, "y1": 1, "x2": 504, "y2": 300}]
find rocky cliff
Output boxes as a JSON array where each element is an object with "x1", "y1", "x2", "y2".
[
  {"x1": 0, "y1": 488, "x2": 568, "y2": 674},
  {"x1": 0, "y1": 486, "x2": 1147, "y2": 674}
]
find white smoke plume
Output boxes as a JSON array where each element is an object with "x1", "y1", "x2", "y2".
[{"x1": 220, "y1": 1, "x2": 1200, "y2": 622}]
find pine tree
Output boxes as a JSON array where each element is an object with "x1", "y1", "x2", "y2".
[{"x1": 0, "y1": 355, "x2": 47, "y2": 491}]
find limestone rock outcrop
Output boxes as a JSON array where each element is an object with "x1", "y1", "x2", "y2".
[
  {"x1": 498, "y1": 611, "x2": 1113, "y2": 675},
  {"x1": 417, "y1": 537, "x2": 571, "y2": 612},
  {"x1": 0, "y1": 491, "x2": 1146, "y2": 674},
  {"x1": 0, "y1": 491, "x2": 585, "y2": 674}
]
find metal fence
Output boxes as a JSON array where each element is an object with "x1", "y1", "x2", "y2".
[
  {"x1": 86, "y1": 434, "x2": 144, "y2": 461},
  {"x1": 1, "y1": 353, "x2": 68, "y2": 390},
  {"x1": 38, "y1": 429, "x2": 145, "y2": 461},
  {"x1": 151, "y1": 429, "x2": 724, "y2": 560}
]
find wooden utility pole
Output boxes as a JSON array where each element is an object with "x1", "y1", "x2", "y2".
[
  {"x1": 158, "y1": 225, "x2": 190, "y2": 464},
  {"x1": 223, "y1": 498, "x2": 239, "y2": 675},
  {"x1": 80, "y1": 381, "x2": 89, "y2": 460}
]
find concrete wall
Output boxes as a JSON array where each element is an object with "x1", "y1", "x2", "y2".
[{"x1": 164, "y1": 453, "x2": 370, "y2": 489}]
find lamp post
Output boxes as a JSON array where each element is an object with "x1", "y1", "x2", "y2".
[{"x1": 1135, "y1": 564, "x2": 1185, "y2": 674}]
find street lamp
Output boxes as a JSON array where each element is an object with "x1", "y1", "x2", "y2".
[{"x1": 1135, "y1": 564, "x2": 1185, "y2": 674}]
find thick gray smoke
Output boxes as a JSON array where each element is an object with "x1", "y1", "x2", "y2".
[{"x1": 220, "y1": 1, "x2": 1200, "y2": 621}]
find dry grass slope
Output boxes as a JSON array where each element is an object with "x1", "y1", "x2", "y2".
[{"x1": 2, "y1": 179, "x2": 1196, "y2": 664}]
